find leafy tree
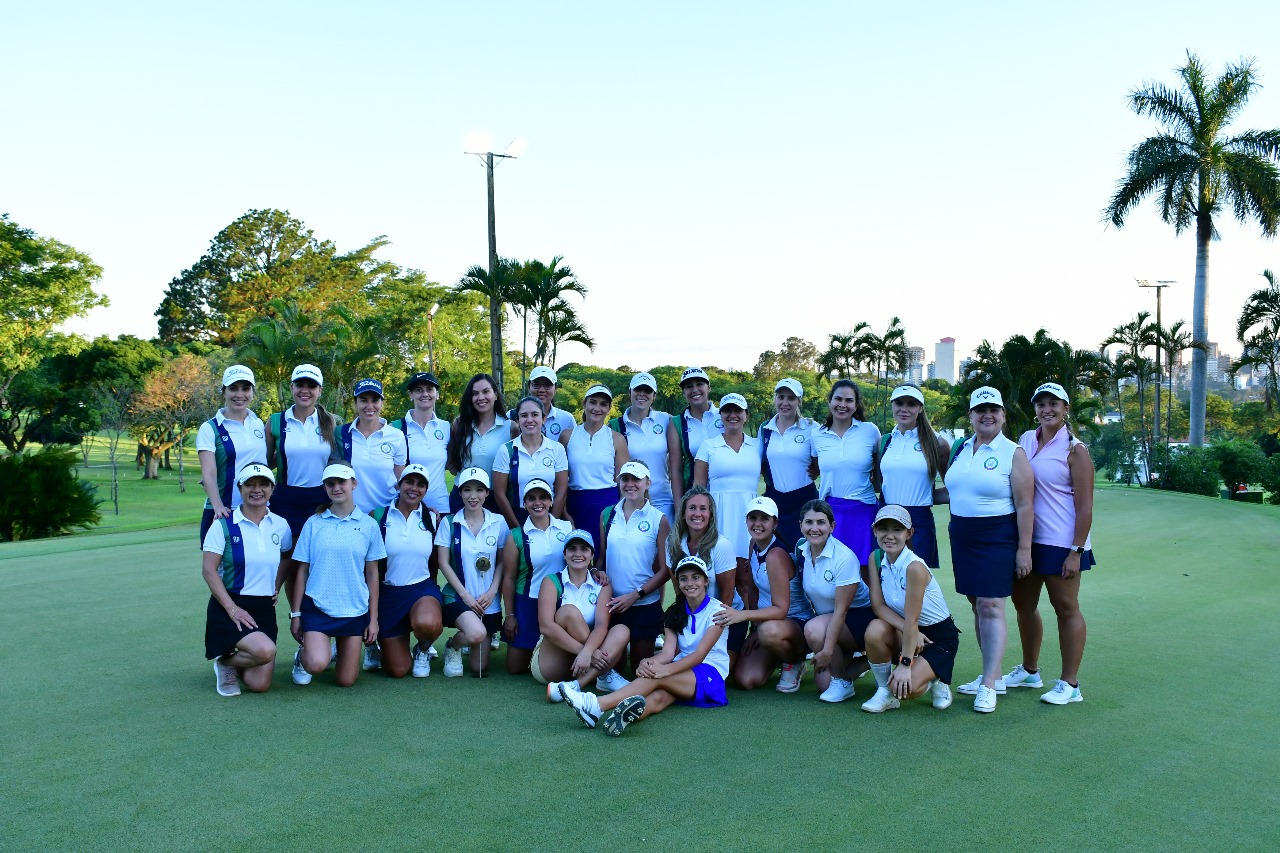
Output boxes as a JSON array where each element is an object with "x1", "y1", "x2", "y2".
[
  {"x1": 539, "y1": 297, "x2": 595, "y2": 368},
  {"x1": 753, "y1": 337, "x2": 819, "y2": 383},
  {"x1": 91, "y1": 381, "x2": 133, "y2": 515},
  {"x1": 1105, "y1": 52, "x2": 1280, "y2": 447},
  {"x1": 1209, "y1": 438, "x2": 1267, "y2": 493},
  {"x1": 1205, "y1": 392, "x2": 1236, "y2": 438},
  {"x1": 1234, "y1": 269, "x2": 1280, "y2": 413},
  {"x1": 129, "y1": 354, "x2": 221, "y2": 479},
  {"x1": 1104, "y1": 312, "x2": 1159, "y2": 465},
  {"x1": 863, "y1": 317, "x2": 908, "y2": 426},
  {"x1": 1151, "y1": 446, "x2": 1219, "y2": 496},
  {"x1": 1258, "y1": 453, "x2": 1280, "y2": 504},
  {"x1": 235, "y1": 300, "x2": 318, "y2": 411}
]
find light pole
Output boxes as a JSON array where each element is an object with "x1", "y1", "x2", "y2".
[
  {"x1": 464, "y1": 133, "x2": 526, "y2": 395},
  {"x1": 1138, "y1": 278, "x2": 1175, "y2": 456},
  {"x1": 427, "y1": 301, "x2": 440, "y2": 375}
]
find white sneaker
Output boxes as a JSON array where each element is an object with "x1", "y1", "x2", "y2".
[
  {"x1": 1041, "y1": 679, "x2": 1083, "y2": 705},
  {"x1": 565, "y1": 686, "x2": 602, "y2": 728},
  {"x1": 327, "y1": 638, "x2": 338, "y2": 669},
  {"x1": 819, "y1": 677, "x2": 855, "y2": 703},
  {"x1": 214, "y1": 658, "x2": 240, "y2": 697},
  {"x1": 776, "y1": 660, "x2": 806, "y2": 693},
  {"x1": 595, "y1": 669, "x2": 631, "y2": 693},
  {"x1": 860, "y1": 687, "x2": 900, "y2": 713},
  {"x1": 292, "y1": 647, "x2": 311, "y2": 686},
  {"x1": 1003, "y1": 664, "x2": 1043, "y2": 689},
  {"x1": 362, "y1": 642, "x2": 382, "y2": 671},
  {"x1": 547, "y1": 681, "x2": 572, "y2": 703},
  {"x1": 428, "y1": 645, "x2": 439, "y2": 660},
  {"x1": 974, "y1": 684, "x2": 998, "y2": 713},
  {"x1": 411, "y1": 643, "x2": 432, "y2": 678},
  {"x1": 957, "y1": 675, "x2": 1006, "y2": 695},
  {"x1": 443, "y1": 645, "x2": 464, "y2": 678},
  {"x1": 490, "y1": 632, "x2": 501, "y2": 651},
  {"x1": 931, "y1": 680, "x2": 953, "y2": 710}
]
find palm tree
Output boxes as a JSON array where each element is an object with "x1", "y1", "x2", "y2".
[
  {"x1": 319, "y1": 305, "x2": 390, "y2": 418},
  {"x1": 529, "y1": 257, "x2": 587, "y2": 367},
  {"x1": 1105, "y1": 52, "x2": 1280, "y2": 447},
  {"x1": 540, "y1": 298, "x2": 596, "y2": 367},
  {"x1": 236, "y1": 299, "x2": 316, "y2": 407},
  {"x1": 861, "y1": 317, "x2": 908, "y2": 426},
  {"x1": 1154, "y1": 320, "x2": 1204, "y2": 446},
  {"x1": 1104, "y1": 312, "x2": 1159, "y2": 469},
  {"x1": 1235, "y1": 269, "x2": 1280, "y2": 413},
  {"x1": 453, "y1": 257, "x2": 522, "y2": 393},
  {"x1": 816, "y1": 324, "x2": 869, "y2": 384}
]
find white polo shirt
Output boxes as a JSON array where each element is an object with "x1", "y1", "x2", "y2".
[
  {"x1": 797, "y1": 535, "x2": 869, "y2": 614},
  {"x1": 201, "y1": 508, "x2": 292, "y2": 596},
  {"x1": 518, "y1": 517, "x2": 572, "y2": 599},
  {"x1": 876, "y1": 545, "x2": 950, "y2": 627},
  {"x1": 619, "y1": 408, "x2": 675, "y2": 503},
  {"x1": 196, "y1": 409, "x2": 268, "y2": 509},
  {"x1": 279, "y1": 406, "x2": 334, "y2": 487},
  {"x1": 459, "y1": 414, "x2": 511, "y2": 477},
  {"x1": 556, "y1": 568, "x2": 604, "y2": 628},
  {"x1": 680, "y1": 407, "x2": 724, "y2": 463},
  {"x1": 492, "y1": 436, "x2": 569, "y2": 501},
  {"x1": 758, "y1": 416, "x2": 814, "y2": 494},
  {"x1": 674, "y1": 595, "x2": 730, "y2": 679},
  {"x1": 345, "y1": 420, "x2": 408, "y2": 514},
  {"x1": 879, "y1": 427, "x2": 935, "y2": 507},
  {"x1": 567, "y1": 423, "x2": 618, "y2": 491},
  {"x1": 399, "y1": 411, "x2": 451, "y2": 513},
  {"x1": 602, "y1": 501, "x2": 664, "y2": 605},
  {"x1": 381, "y1": 504, "x2": 437, "y2": 587},
  {"x1": 435, "y1": 509, "x2": 510, "y2": 614},
  {"x1": 811, "y1": 420, "x2": 881, "y2": 504},
  {"x1": 944, "y1": 433, "x2": 1018, "y2": 517}
]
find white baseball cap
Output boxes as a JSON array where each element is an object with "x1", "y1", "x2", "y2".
[
  {"x1": 236, "y1": 463, "x2": 275, "y2": 486},
  {"x1": 674, "y1": 554, "x2": 712, "y2": 580},
  {"x1": 398, "y1": 464, "x2": 430, "y2": 485},
  {"x1": 719, "y1": 392, "x2": 748, "y2": 410},
  {"x1": 530, "y1": 366, "x2": 558, "y2": 384},
  {"x1": 584, "y1": 384, "x2": 614, "y2": 400},
  {"x1": 630, "y1": 372, "x2": 658, "y2": 392},
  {"x1": 563, "y1": 529, "x2": 596, "y2": 551},
  {"x1": 618, "y1": 461, "x2": 651, "y2": 479},
  {"x1": 745, "y1": 496, "x2": 779, "y2": 518},
  {"x1": 890, "y1": 385, "x2": 925, "y2": 404},
  {"x1": 969, "y1": 386, "x2": 1004, "y2": 409},
  {"x1": 680, "y1": 367, "x2": 709, "y2": 385},
  {"x1": 1032, "y1": 382, "x2": 1069, "y2": 403},
  {"x1": 321, "y1": 463, "x2": 355, "y2": 481},
  {"x1": 457, "y1": 467, "x2": 491, "y2": 489},
  {"x1": 873, "y1": 504, "x2": 913, "y2": 529},
  {"x1": 522, "y1": 477, "x2": 554, "y2": 499},
  {"x1": 291, "y1": 364, "x2": 324, "y2": 385},
  {"x1": 222, "y1": 364, "x2": 256, "y2": 387},
  {"x1": 774, "y1": 378, "x2": 803, "y2": 397}
]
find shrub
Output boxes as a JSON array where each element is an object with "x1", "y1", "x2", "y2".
[
  {"x1": 1150, "y1": 446, "x2": 1219, "y2": 497},
  {"x1": 1259, "y1": 454, "x2": 1280, "y2": 506},
  {"x1": 0, "y1": 446, "x2": 101, "y2": 541},
  {"x1": 1208, "y1": 439, "x2": 1268, "y2": 494}
]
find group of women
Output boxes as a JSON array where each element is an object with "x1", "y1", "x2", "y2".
[{"x1": 198, "y1": 362, "x2": 1094, "y2": 724}]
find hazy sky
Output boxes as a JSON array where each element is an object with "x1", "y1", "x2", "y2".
[{"x1": 5, "y1": 1, "x2": 1280, "y2": 374}]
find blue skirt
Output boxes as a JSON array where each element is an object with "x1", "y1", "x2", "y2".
[
  {"x1": 270, "y1": 484, "x2": 328, "y2": 542},
  {"x1": 379, "y1": 578, "x2": 442, "y2": 638},
  {"x1": 299, "y1": 595, "x2": 370, "y2": 637},
  {"x1": 764, "y1": 482, "x2": 819, "y2": 552},
  {"x1": 949, "y1": 513, "x2": 1018, "y2": 598},
  {"x1": 901, "y1": 505, "x2": 939, "y2": 568},
  {"x1": 566, "y1": 486, "x2": 618, "y2": 548},
  {"x1": 1031, "y1": 543, "x2": 1096, "y2": 575},
  {"x1": 677, "y1": 663, "x2": 728, "y2": 708},
  {"x1": 829, "y1": 496, "x2": 878, "y2": 566}
]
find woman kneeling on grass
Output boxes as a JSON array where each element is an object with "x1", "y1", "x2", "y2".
[
  {"x1": 860, "y1": 505, "x2": 959, "y2": 713},
  {"x1": 289, "y1": 464, "x2": 386, "y2": 688},
  {"x1": 202, "y1": 464, "x2": 292, "y2": 697},
  {"x1": 535, "y1": 530, "x2": 631, "y2": 692},
  {"x1": 557, "y1": 555, "x2": 729, "y2": 736}
]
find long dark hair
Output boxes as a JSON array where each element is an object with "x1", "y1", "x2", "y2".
[
  {"x1": 662, "y1": 563, "x2": 710, "y2": 634},
  {"x1": 823, "y1": 379, "x2": 866, "y2": 428},
  {"x1": 447, "y1": 373, "x2": 506, "y2": 472}
]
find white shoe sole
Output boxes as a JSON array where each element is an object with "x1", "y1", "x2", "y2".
[
  {"x1": 819, "y1": 691, "x2": 855, "y2": 703},
  {"x1": 957, "y1": 679, "x2": 1006, "y2": 695},
  {"x1": 1041, "y1": 690, "x2": 1083, "y2": 705},
  {"x1": 1006, "y1": 678, "x2": 1043, "y2": 689},
  {"x1": 214, "y1": 660, "x2": 240, "y2": 697},
  {"x1": 931, "y1": 686, "x2": 953, "y2": 710}
]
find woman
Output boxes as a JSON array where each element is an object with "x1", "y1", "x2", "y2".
[
  {"x1": 433, "y1": 467, "x2": 517, "y2": 677},
  {"x1": 810, "y1": 379, "x2": 881, "y2": 565},
  {"x1": 946, "y1": 386, "x2": 1035, "y2": 714},
  {"x1": 554, "y1": 555, "x2": 729, "y2": 736},
  {"x1": 201, "y1": 464, "x2": 291, "y2": 696},
  {"x1": 492, "y1": 396, "x2": 570, "y2": 529},
  {"x1": 676, "y1": 367, "x2": 723, "y2": 492},
  {"x1": 341, "y1": 378, "x2": 407, "y2": 514},
  {"x1": 501, "y1": 478, "x2": 574, "y2": 676},
  {"x1": 694, "y1": 392, "x2": 762, "y2": 570},
  {"x1": 1006, "y1": 382, "x2": 1094, "y2": 706},
  {"x1": 445, "y1": 373, "x2": 510, "y2": 513},
  {"x1": 876, "y1": 384, "x2": 951, "y2": 568},
  {"x1": 513, "y1": 365, "x2": 577, "y2": 441},
  {"x1": 369, "y1": 464, "x2": 444, "y2": 679},
  {"x1": 759, "y1": 378, "x2": 818, "y2": 550},
  {"x1": 599, "y1": 461, "x2": 670, "y2": 679},
  {"x1": 860, "y1": 505, "x2": 959, "y2": 713},
  {"x1": 197, "y1": 364, "x2": 268, "y2": 545},
  {"x1": 534, "y1": 530, "x2": 632, "y2": 694},
  {"x1": 391, "y1": 371, "x2": 451, "y2": 514},
  {"x1": 265, "y1": 363, "x2": 341, "y2": 544},
  {"x1": 797, "y1": 499, "x2": 874, "y2": 702},
  {"x1": 288, "y1": 464, "x2": 386, "y2": 688},
  {"x1": 666, "y1": 485, "x2": 745, "y2": 668},
  {"x1": 610, "y1": 371, "x2": 682, "y2": 521},
  {"x1": 713, "y1": 496, "x2": 815, "y2": 692},
  {"x1": 565, "y1": 384, "x2": 628, "y2": 547}
]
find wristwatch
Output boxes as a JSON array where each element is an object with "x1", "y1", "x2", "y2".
[
  {"x1": 1072, "y1": 546, "x2": 1086, "y2": 555},
  {"x1": 898, "y1": 655, "x2": 913, "y2": 668},
  {"x1": 289, "y1": 611, "x2": 302, "y2": 618}
]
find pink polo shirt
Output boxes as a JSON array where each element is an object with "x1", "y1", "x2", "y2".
[{"x1": 1018, "y1": 428, "x2": 1091, "y2": 550}]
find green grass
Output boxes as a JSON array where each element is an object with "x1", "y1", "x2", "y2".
[{"x1": 2, "y1": 487, "x2": 1278, "y2": 851}]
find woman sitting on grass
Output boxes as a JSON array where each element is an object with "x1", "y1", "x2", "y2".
[
  {"x1": 202, "y1": 464, "x2": 292, "y2": 697},
  {"x1": 534, "y1": 529, "x2": 631, "y2": 693},
  {"x1": 289, "y1": 464, "x2": 386, "y2": 688},
  {"x1": 556, "y1": 555, "x2": 729, "y2": 737},
  {"x1": 860, "y1": 505, "x2": 958, "y2": 713}
]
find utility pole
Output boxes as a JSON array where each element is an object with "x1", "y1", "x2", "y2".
[{"x1": 1138, "y1": 278, "x2": 1175, "y2": 465}]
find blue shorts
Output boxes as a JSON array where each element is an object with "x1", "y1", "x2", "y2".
[
  {"x1": 1031, "y1": 543, "x2": 1096, "y2": 575},
  {"x1": 299, "y1": 595, "x2": 369, "y2": 637},
  {"x1": 611, "y1": 600, "x2": 664, "y2": 642},
  {"x1": 509, "y1": 593, "x2": 541, "y2": 650},
  {"x1": 379, "y1": 578, "x2": 442, "y2": 639},
  {"x1": 204, "y1": 593, "x2": 277, "y2": 659},
  {"x1": 442, "y1": 600, "x2": 502, "y2": 635},
  {"x1": 678, "y1": 663, "x2": 728, "y2": 708},
  {"x1": 843, "y1": 605, "x2": 875, "y2": 652}
]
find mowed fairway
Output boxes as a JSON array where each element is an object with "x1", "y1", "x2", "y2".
[{"x1": 2, "y1": 486, "x2": 1277, "y2": 852}]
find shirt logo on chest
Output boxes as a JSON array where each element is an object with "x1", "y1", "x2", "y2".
[
  {"x1": 794, "y1": 434, "x2": 806, "y2": 443},
  {"x1": 555, "y1": 530, "x2": 567, "y2": 541},
  {"x1": 434, "y1": 429, "x2": 445, "y2": 440},
  {"x1": 913, "y1": 441, "x2": 922, "y2": 451},
  {"x1": 637, "y1": 520, "x2": 651, "y2": 532},
  {"x1": 983, "y1": 457, "x2": 999, "y2": 470},
  {"x1": 823, "y1": 569, "x2": 834, "y2": 582},
  {"x1": 485, "y1": 535, "x2": 497, "y2": 546},
  {"x1": 254, "y1": 429, "x2": 265, "y2": 439},
  {"x1": 380, "y1": 442, "x2": 393, "y2": 455},
  {"x1": 232, "y1": 535, "x2": 242, "y2": 544},
  {"x1": 652, "y1": 424, "x2": 664, "y2": 434},
  {"x1": 418, "y1": 521, "x2": 428, "y2": 531},
  {"x1": 714, "y1": 418, "x2": 723, "y2": 429},
  {"x1": 548, "y1": 422, "x2": 561, "y2": 436},
  {"x1": 271, "y1": 533, "x2": 281, "y2": 545},
  {"x1": 542, "y1": 457, "x2": 553, "y2": 467}
]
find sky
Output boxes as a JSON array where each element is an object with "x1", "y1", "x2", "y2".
[{"x1": 5, "y1": 1, "x2": 1280, "y2": 378}]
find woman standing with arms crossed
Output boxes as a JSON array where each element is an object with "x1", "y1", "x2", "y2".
[
  {"x1": 492, "y1": 396, "x2": 570, "y2": 529},
  {"x1": 197, "y1": 364, "x2": 268, "y2": 545},
  {"x1": 947, "y1": 387, "x2": 1035, "y2": 713},
  {"x1": 693, "y1": 392, "x2": 762, "y2": 573},
  {"x1": 445, "y1": 373, "x2": 510, "y2": 513},
  {"x1": 876, "y1": 384, "x2": 951, "y2": 568},
  {"x1": 759, "y1": 378, "x2": 817, "y2": 550},
  {"x1": 599, "y1": 461, "x2": 670, "y2": 679},
  {"x1": 810, "y1": 380, "x2": 881, "y2": 566},
  {"x1": 610, "y1": 372, "x2": 682, "y2": 522},
  {"x1": 565, "y1": 384, "x2": 628, "y2": 547},
  {"x1": 391, "y1": 371, "x2": 451, "y2": 514},
  {"x1": 1005, "y1": 382, "x2": 1094, "y2": 705}
]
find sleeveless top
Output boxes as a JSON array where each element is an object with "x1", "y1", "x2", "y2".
[
  {"x1": 749, "y1": 537, "x2": 815, "y2": 621},
  {"x1": 1019, "y1": 427, "x2": 1092, "y2": 550}
]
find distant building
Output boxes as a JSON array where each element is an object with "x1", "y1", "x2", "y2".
[
  {"x1": 907, "y1": 346, "x2": 925, "y2": 385},
  {"x1": 935, "y1": 337, "x2": 956, "y2": 384},
  {"x1": 958, "y1": 357, "x2": 972, "y2": 380},
  {"x1": 927, "y1": 362, "x2": 937, "y2": 381}
]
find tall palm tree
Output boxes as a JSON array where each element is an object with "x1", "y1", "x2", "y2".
[
  {"x1": 816, "y1": 324, "x2": 869, "y2": 384},
  {"x1": 236, "y1": 299, "x2": 316, "y2": 407},
  {"x1": 1154, "y1": 319, "x2": 1203, "y2": 444},
  {"x1": 454, "y1": 257, "x2": 522, "y2": 393},
  {"x1": 540, "y1": 298, "x2": 596, "y2": 367},
  {"x1": 1235, "y1": 269, "x2": 1280, "y2": 413},
  {"x1": 1104, "y1": 312, "x2": 1159, "y2": 468},
  {"x1": 529, "y1": 257, "x2": 587, "y2": 367},
  {"x1": 862, "y1": 317, "x2": 908, "y2": 426},
  {"x1": 1105, "y1": 52, "x2": 1280, "y2": 447}
]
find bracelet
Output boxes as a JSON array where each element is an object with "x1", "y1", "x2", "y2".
[{"x1": 290, "y1": 611, "x2": 302, "y2": 619}]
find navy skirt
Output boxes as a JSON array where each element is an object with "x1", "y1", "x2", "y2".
[
  {"x1": 270, "y1": 484, "x2": 328, "y2": 542},
  {"x1": 764, "y1": 482, "x2": 818, "y2": 552},
  {"x1": 205, "y1": 593, "x2": 277, "y2": 659},
  {"x1": 918, "y1": 616, "x2": 960, "y2": 684},
  {"x1": 566, "y1": 486, "x2": 618, "y2": 548},
  {"x1": 1031, "y1": 543, "x2": 1096, "y2": 575},
  {"x1": 379, "y1": 578, "x2": 442, "y2": 639},
  {"x1": 299, "y1": 595, "x2": 370, "y2": 637},
  {"x1": 901, "y1": 505, "x2": 939, "y2": 568},
  {"x1": 949, "y1": 513, "x2": 1018, "y2": 598}
]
